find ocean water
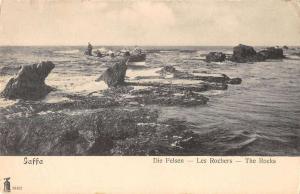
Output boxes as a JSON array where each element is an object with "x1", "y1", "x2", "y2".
[{"x1": 0, "y1": 46, "x2": 299, "y2": 155}]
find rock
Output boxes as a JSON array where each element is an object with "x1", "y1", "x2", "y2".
[
  {"x1": 159, "y1": 65, "x2": 178, "y2": 74},
  {"x1": 283, "y1": 46, "x2": 289, "y2": 49},
  {"x1": 258, "y1": 47, "x2": 285, "y2": 59},
  {"x1": 230, "y1": 44, "x2": 285, "y2": 62},
  {"x1": 128, "y1": 87, "x2": 210, "y2": 106},
  {"x1": 97, "y1": 59, "x2": 128, "y2": 87},
  {"x1": 232, "y1": 44, "x2": 256, "y2": 58},
  {"x1": 0, "y1": 108, "x2": 158, "y2": 155},
  {"x1": 227, "y1": 78, "x2": 242, "y2": 85},
  {"x1": 205, "y1": 52, "x2": 226, "y2": 62},
  {"x1": 230, "y1": 44, "x2": 265, "y2": 63},
  {"x1": 126, "y1": 79, "x2": 227, "y2": 92},
  {"x1": 1, "y1": 61, "x2": 55, "y2": 100},
  {"x1": 156, "y1": 66, "x2": 242, "y2": 85},
  {"x1": 95, "y1": 50, "x2": 103, "y2": 58},
  {"x1": 129, "y1": 53, "x2": 146, "y2": 62},
  {"x1": 292, "y1": 52, "x2": 300, "y2": 57}
]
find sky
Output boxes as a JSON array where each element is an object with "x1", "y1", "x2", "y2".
[{"x1": 0, "y1": 0, "x2": 300, "y2": 46}]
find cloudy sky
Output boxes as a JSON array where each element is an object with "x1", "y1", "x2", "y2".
[{"x1": 0, "y1": 0, "x2": 300, "y2": 46}]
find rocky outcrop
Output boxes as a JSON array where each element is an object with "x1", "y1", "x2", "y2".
[
  {"x1": 156, "y1": 66, "x2": 242, "y2": 85},
  {"x1": 205, "y1": 52, "x2": 226, "y2": 62},
  {"x1": 0, "y1": 103, "x2": 215, "y2": 155},
  {"x1": 129, "y1": 53, "x2": 146, "y2": 62},
  {"x1": 96, "y1": 59, "x2": 128, "y2": 87},
  {"x1": 0, "y1": 108, "x2": 158, "y2": 155},
  {"x1": 230, "y1": 44, "x2": 285, "y2": 62},
  {"x1": 258, "y1": 47, "x2": 285, "y2": 59},
  {"x1": 230, "y1": 44, "x2": 264, "y2": 63},
  {"x1": 1, "y1": 61, "x2": 55, "y2": 100},
  {"x1": 283, "y1": 46, "x2": 289, "y2": 49}
]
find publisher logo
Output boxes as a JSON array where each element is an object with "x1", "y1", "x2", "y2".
[
  {"x1": 3, "y1": 177, "x2": 11, "y2": 192},
  {"x1": 2, "y1": 177, "x2": 22, "y2": 192}
]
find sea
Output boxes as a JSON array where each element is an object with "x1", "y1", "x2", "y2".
[{"x1": 0, "y1": 46, "x2": 299, "y2": 155}]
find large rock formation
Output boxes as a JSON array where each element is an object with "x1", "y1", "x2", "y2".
[
  {"x1": 230, "y1": 44, "x2": 264, "y2": 63},
  {"x1": 1, "y1": 61, "x2": 55, "y2": 100},
  {"x1": 206, "y1": 52, "x2": 226, "y2": 62},
  {"x1": 258, "y1": 47, "x2": 285, "y2": 59},
  {"x1": 230, "y1": 44, "x2": 285, "y2": 63},
  {"x1": 97, "y1": 59, "x2": 128, "y2": 87}
]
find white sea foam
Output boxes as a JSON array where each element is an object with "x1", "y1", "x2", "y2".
[{"x1": 46, "y1": 73, "x2": 108, "y2": 97}]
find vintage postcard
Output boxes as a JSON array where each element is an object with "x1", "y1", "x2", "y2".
[{"x1": 0, "y1": 0, "x2": 299, "y2": 193}]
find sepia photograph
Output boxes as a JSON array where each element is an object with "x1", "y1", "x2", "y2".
[{"x1": 0, "y1": 0, "x2": 299, "y2": 157}]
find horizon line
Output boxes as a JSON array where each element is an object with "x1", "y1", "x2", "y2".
[{"x1": 0, "y1": 44, "x2": 299, "y2": 47}]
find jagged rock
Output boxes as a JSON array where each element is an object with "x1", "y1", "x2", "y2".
[
  {"x1": 206, "y1": 52, "x2": 226, "y2": 62},
  {"x1": 258, "y1": 47, "x2": 285, "y2": 59},
  {"x1": 97, "y1": 59, "x2": 128, "y2": 87},
  {"x1": 1, "y1": 61, "x2": 55, "y2": 100}
]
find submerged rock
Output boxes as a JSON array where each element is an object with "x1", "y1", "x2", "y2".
[
  {"x1": 205, "y1": 52, "x2": 226, "y2": 62},
  {"x1": 129, "y1": 87, "x2": 209, "y2": 106},
  {"x1": 1, "y1": 61, "x2": 55, "y2": 100},
  {"x1": 258, "y1": 47, "x2": 285, "y2": 59},
  {"x1": 156, "y1": 66, "x2": 242, "y2": 85},
  {"x1": 96, "y1": 59, "x2": 128, "y2": 87},
  {"x1": 291, "y1": 52, "x2": 300, "y2": 57},
  {"x1": 227, "y1": 78, "x2": 242, "y2": 85}
]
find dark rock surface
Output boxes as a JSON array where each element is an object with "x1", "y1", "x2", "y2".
[
  {"x1": 227, "y1": 78, "x2": 242, "y2": 85},
  {"x1": 96, "y1": 58, "x2": 128, "y2": 87},
  {"x1": 258, "y1": 47, "x2": 285, "y2": 59},
  {"x1": 129, "y1": 53, "x2": 146, "y2": 62},
  {"x1": 0, "y1": 102, "x2": 212, "y2": 155},
  {"x1": 0, "y1": 57, "x2": 246, "y2": 155},
  {"x1": 230, "y1": 44, "x2": 264, "y2": 63},
  {"x1": 1, "y1": 61, "x2": 55, "y2": 100},
  {"x1": 230, "y1": 44, "x2": 286, "y2": 62},
  {"x1": 206, "y1": 52, "x2": 226, "y2": 62},
  {"x1": 291, "y1": 52, "x2": 300, "y2": 57},
  {"x1": 156, "y1": 66, "x2": 242, "y2": 85},
  {"x1": 0, "y1": 108, "x2": 158, "y2": 155}
]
